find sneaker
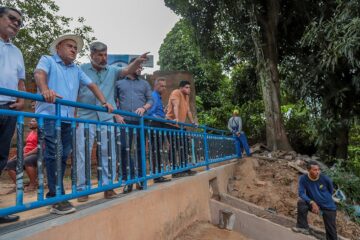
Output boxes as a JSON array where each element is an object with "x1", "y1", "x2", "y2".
[
  {"x1": 50, "y1": 201, "x2": 76, "y2": 215},
  {"x1": 172, "y1": 170, "x2": 197, "y2": 178},
  {"x1": 77, "y1": 195, "x2": 89, "y2": 202},
  {"x1": 154, "y1": 177, "x2": 171, "y2": 183},
  {"x1": 292, "y1": 227, "x2": 310, "y2": 235},
  {"x1": 0, "y1": 215, "x2": 19, "y2": 224},
  {"x1": 104, "y1": 190, "x2": 117, "y2": 199},
  {"x1": 136, "y1": 183, "x2": 144, "y2": 190},
  {"x1": 123, "y1": 185, "x2": 133, "y2": 194},
  {"x1": 185, "y1": 170, "x2": 197, "y2": 176}
]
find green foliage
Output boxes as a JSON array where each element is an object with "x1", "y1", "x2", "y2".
[
  {"x1": 281, "y1": 102, "x2": 316, "y2": 154},
  {"x1": 325, "y1": 160, "x2": 360, "y2": 222},
  {"x1": 158, "y1": 19, "x2": 223, "y2": 110},
  {"x1": 237, "y1": 100, "x2": 266, "y2": 143},
  {"x1": 348, "y1": 123, "x2": 360, "y2": 176},
  {"x1": 0, "y1": 0, "x2": 95, "y2": 83},
  {"x1": 230, "y1": 63, "x2": 260, "y2": 104}
]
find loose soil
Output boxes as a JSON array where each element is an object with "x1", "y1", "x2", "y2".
[
  {"x1": 228, "y1": 157, "x2": 360, "y2": 240},
  {"x1": 175, "y1": 221, "x2": 249, "y2": 240}
]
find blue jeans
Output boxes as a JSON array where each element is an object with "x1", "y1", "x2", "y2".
[
  {"x1": 234, "y1": 132, "x2": 251, "y2": 157},
  {"x1": 44, "y1": 120, "x2": 72, "y2": 197},
  {"x1": 0, "y1": 103, "x2": 17, "y2": 175}
]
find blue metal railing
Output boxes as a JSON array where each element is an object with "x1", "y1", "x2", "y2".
[{"x1": 0, "y1": 87, "x2": 237, "y2": 216}]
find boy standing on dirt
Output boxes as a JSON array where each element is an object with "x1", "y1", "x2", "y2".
[{"x1": 292, "y1": 161, "x2": 337, "y2": 240}]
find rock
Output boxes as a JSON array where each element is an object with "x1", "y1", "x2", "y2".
[
  {"x1": 302, "y1": 155, "x2": 311, "y2": 162},
  {"x1": 295, "y1": 159, "x2": 303, "y2": 166},
  {"x1": 288, "y1": 151, "x2": 297, "y2": 157},
  {"x1": 284, "y1": 155, "x2": 293, "y2": 160},
  {"x1": 311, "y1": 155, "x2": 320, "y2": 161},
  {"x1": 252, "y1": 158, "x2": 260, "y2": 168},
  {"x1": 254, "y1": 179, "x2": 267, "y2": 187}
]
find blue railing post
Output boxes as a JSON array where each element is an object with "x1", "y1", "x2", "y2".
[
  {"x1": 16, "y1": 115, "x2": 24, "y2": 206},
  {"x1": 37, "y1": 117, "x2": 45, "y2": 201},
  {"x1": 55, "y1": 103, "x2": 62, "y2": 197},
  {"x1": 203, "y1": 127, "x2": 210, "y2": 170},
  {"x1": 140, "y1": 117, "x2": 147, "y2": 189},
  {"x1": 71, "y1": 120, "x2": 77, "y2": 194}
]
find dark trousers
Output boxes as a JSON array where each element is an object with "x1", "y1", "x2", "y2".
[
  {"x1": 0, "y1": 103, "x2": 17, "y2": 175},
  {"x1": 44, "y1": 120, "x2": 72, "y2": 197},
  {"x1": 120, "y1": 121, "x2": 142, "y2": 181},
  {"x1": 166, "y1": 124, "x2": 189, "y2": 170},
  {"x1": 297, "y1": 199, "x2": 337, "y2": 240},
  {"x1": 148, "y1": 121, "x2": 165, "y2": 175}
]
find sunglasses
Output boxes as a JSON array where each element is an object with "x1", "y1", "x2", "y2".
[{"x1": 6, "y1": 14, "x2": 23, "y2": 28}]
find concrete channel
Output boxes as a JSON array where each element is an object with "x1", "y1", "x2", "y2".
[{"x1": 0, "y1": 159, "x2": 347, "y2": 240}]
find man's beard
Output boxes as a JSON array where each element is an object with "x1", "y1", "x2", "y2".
[{"x1": 91, "y1": 59, "x2": 107, "y2": 69}]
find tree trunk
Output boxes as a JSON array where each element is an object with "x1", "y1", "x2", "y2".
[
  {"x1": 335, "y1": 124, "x2": 349, "y2": 160},
  {"x1": 249, "y1": 2, "x2": 292, "y2": 151}
]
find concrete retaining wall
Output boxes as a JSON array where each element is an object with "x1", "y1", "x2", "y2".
[{"x1": 1, "y1": 162, "x2": 236, "y2": 240}]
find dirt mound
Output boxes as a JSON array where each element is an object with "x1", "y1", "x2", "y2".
[{"x1": 228, "y1": 157, "x2": 360, "y2": 240}]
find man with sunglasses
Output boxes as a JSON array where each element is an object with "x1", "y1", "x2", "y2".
[{"x1": 0, "y1": 6, "x2": 25, "y2": 224}]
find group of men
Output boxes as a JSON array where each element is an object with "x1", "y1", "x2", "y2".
[
  {"x1": 0, "y1": 7, "x2": 338, "y2": 240},
  {"x1": 0, "y1": 6, "x2": 197, "y2": 222}
]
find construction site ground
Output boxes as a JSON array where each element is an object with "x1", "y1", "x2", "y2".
[
  {"x1": 228, "y1": 157, "x2": 360, "y2": 240},
  {"x1": 175, "y1": 221, "x2": 249, "y2": 240}
]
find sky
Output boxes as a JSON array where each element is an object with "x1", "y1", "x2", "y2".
[{"x1": 54, "y1": 0, "x2": 180, "y2": 73}]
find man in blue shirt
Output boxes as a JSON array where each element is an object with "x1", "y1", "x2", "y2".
[
  {"x1": 147, "y1": 77, "x2": 170, "y2": 183},
  {"x1": 0, "y1": 6, "x2": 25, "y2": 224},
  {"x1": 76, "y1": 42, "x2": 148, "y2": 202},
  {"x1": 292, "y1": 161, "x2": 337, "y2": 240},
  {"x1": 35, "y1": 34, "x2": 113, "y2": 215},
  {"x1": 115, "y1": 58, "x2": 153, "y2": 193}
]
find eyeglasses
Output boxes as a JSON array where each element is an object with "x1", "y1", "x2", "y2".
[{"x1": 6, "y1": 14, "x2": 23, "y2": 28}]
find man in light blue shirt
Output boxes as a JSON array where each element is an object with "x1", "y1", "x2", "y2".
[
  {"x1": 76, "y1": 42, "x2": 148, "y2": 201},
  {"x1": 34, "y1": 34, "x2": 113, "y2": 215},
  {"x1": 0, "y1": 6, "x2": 25, "y2": 224}
]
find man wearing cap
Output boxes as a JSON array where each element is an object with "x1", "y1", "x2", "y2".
[
  {"x1": 0, "y1": 6, "x2": 25, "y2": 224},
  {"x1": 34, "y1": 34, "x2": 113, "y2": 215},
  {"x1": 76, "y1": 42, "x2": 148, "y2": 202},
  {"x1": 227, "y1": 109, "x2": 251, "y2": 157}
]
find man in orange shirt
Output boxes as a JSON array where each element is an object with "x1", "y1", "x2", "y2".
[
  {"x1": 166, "y1": 80, "x2": 197, "y2": 177},
  {"x1": 5, "y1": 118, "x2": 38, "y2": 193}
]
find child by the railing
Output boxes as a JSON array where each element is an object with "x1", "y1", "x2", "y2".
[
  {"x1": 5, "y1": 118, "x2": 38, "y2": 194},
  {"x1": 34, "y1": 34, "x2": 114, "y2": 215},
  {"x1": 0, "y1": 6, "x2": 25, "y2": 224}
]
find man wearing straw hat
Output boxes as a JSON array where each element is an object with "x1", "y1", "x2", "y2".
[{"x1": 34, "y1": 34, "x2": 113, "y2": 215}]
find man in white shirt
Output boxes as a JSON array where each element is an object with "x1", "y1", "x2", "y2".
[{"x1": 0, "y1": 6, "x2": 25, "y2": 224}]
